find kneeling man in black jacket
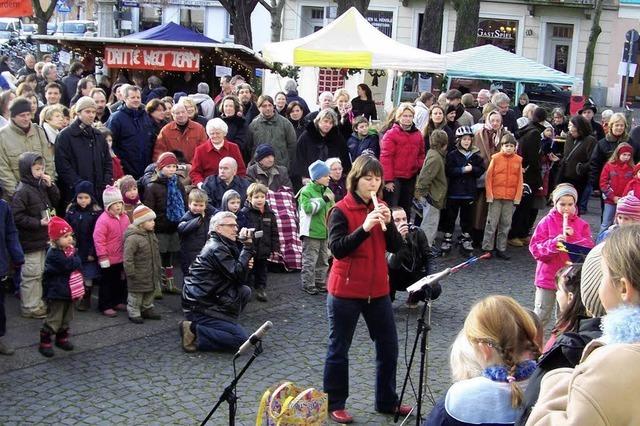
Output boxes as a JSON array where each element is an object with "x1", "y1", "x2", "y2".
[{"x1": 180, "y1": 211, "x2": 255, "y2": 352}]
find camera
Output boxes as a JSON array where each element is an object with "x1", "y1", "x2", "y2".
[{"x1": 238, "y1": 228, "x2": 264, "y2": 242}]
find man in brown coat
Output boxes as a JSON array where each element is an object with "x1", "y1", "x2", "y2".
[{"x1": 153, "y1": 103, "x2": 207, "y2": 163}]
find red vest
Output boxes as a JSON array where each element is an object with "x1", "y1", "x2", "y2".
[{"x1": 327, "y1": 192, "x2": 390, "y2": 299}]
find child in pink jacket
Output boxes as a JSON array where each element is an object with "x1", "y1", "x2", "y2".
[
  {"x1": 93, "y1": 185, "x2": 130, "y2": 317},
  {"x1": 529, "y1": 184, "x2": 593, "y2": 329}
]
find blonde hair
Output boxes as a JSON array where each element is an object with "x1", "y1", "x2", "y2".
[
  {"x1": 464, "y1": 295, "x2": 539, "y2": 408},
  {"x1": 450, "y1": 330, "x2": 483, "y2": 382},
  {"x1": 602, "y1": 224, "x2": 640, "y2": 296},
  {"x1": 39, "y1": 104, "x2": 64, "y2": 126},
  {"x1": 247, "y1": 182, "x2": 269, "y2": 199},
  {"x1": 607, "y1": 112, "x2": 627, "y2": 136},
  {"x1": 333, "y1": 88, "x2": 350, "y2": 103},
  {"x1": 188, "y1": 188, "x2": 208, "y2": 204},
  {"x1": 394, "y1": 102, "x2": 415, "y2": 121}
]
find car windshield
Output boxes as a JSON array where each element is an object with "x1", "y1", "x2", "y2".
[
  {"x1": 0, "y1": 22, "x2": 11, "y2": 31},
  {"x1": 60, "y1": 23, "x2": 88, "y2": 33},
  {"x1": 23, "y1": 24, "x2": 35, "y2": 31}
]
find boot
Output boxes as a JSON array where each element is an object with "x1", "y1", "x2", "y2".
[
  {"x1": 54, "y1": 329, "x2": 74, "y2": 351},
  {"x1": 459, "y1": 233, "x2": 474, "y2": 256},
  {"x1": 164, "y1": 266, "x2": 181, "y2": 294},
  {"x1": 141, "y1": 308, "x2": 161, "y2": 320},
  {"x1": 76, "y1": 286, "x2": 91, "y2": 311},
  {"x1": 38, "y1": 329, "x2": 54, "y2": 357},
  {"x1": 440, "y1": 233, "x2": 453, "y2": 254}
]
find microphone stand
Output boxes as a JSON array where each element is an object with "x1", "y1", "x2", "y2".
[{"x1": 200, "y1": 341, "x2": 264, "y2": 426}]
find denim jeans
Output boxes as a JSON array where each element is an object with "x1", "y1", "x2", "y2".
[
  {"x1": 185, "y1": 310, "x2": 250, "y2": 352},
  {"x1": 599, "y1": 203, "x2": 617, "y2": 234},
  {"x1": 323, "y1": 294, "x2": 399, "y2": 412}
]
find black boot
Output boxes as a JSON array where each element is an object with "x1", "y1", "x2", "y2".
[
  {"x1": 55, "y1": 329, "x2": 74, "y2": 351},
  {"x1": 38, "y1": 329, "x2": 54, "y2": 357}
]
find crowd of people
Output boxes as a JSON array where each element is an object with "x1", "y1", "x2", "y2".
[{"x1": 0, "y1": 58, "x2": 639, "y2": 425}]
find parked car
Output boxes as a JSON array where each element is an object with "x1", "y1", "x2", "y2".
[
  {"x1": 56, "y1": 20, "x2": 97, "y2": 36},
  {"x1": 0, "y1": 18, "x2": 21, "y2": 42}
]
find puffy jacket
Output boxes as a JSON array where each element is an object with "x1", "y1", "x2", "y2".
[
  {"x1": 11, "y1": 153, "x2": 60, "y2": 253},
  {"x1": 589, "y1": 134, "x2": 628, "y2": 186},
  {"x1": 106, "y1": 105, "x2": 155, "y2": 179},
  {"x1": 529, "y1": 209, "x2": 593, "y2": 290},
  {"x1": 380, "y1": 123, "x2": 425, "y2": 181},
  {"x1": 142, "y1": 173, "x2": 186, "y2": 234},
  {"x1": 0, "y1": 122, "x2": 55, "y2": 199},
  {"x1": 347, "y1": 130, "x2": 380, "y2": 160},
  {"x1": 123, "y1": 225, "x2": 162, "y2": 293},
  {"x1": 297, "y1": 181, "x2": 334, "y2": 239},
  {"x1": 152, "y1": 119, "x2": 207, "y2": 163},
  {"x1": 190, "y1": 93, "x2": 215, "y2": 120},
  {"x1": 189, "y1": 140, "x2": 246, "y2": 186},
  {"x1": 560, "y1": 135, "x2": 597, "y2": 184},
  {"x1": 202, "y1": 175, "x2": 250, "y2": 211},
  {"x1": 55, "y1": 119, "x2": 113, "y2": 205},
  {"x1": 248, "y1": 113, "x2": 297, "y2": 169},
  {"x1": 246, "y1": 163, "x2": 292, "y2": 192},
  {"x1": 178, "y1": 207, "x2": 215, "y2": 273},
  {"x1": 599, "y1": 161, "x2": 634, "y2": 204},
  {"x1": 624, "y1": 177, "x2": 640, "y2": 196},
  {"x1": 65, "y1": 203, "x2": 101, "y2": 263},
  {"x1": 445, "y1": 147, "x2": 485, "y2": 199},
  {"x1": 182, "y1": 232, "x2": 255, "y2": 322},
  {"x1": 518, "y1": 122, "x2": 545, "y2": 190},
  {"x1": 0, "y1": 195, "x2": 24, "y2": 277},
  {"x1": 42, "y1": 247, "x2": 82, "y2": 301},
  {"x1": 222, "y1": 114, "x2": 250, "y2": 163},
  {"x1": 485, "y1": 152, "x2": 524, "y2": 203},
  {"x1": 415, "y1": 148, "x2": 447, "y2": 210},
  {"x1": 93, "y1": 210, "x2": 130, "y2": 265},
  {"x1": 293, "y1": 120, "x2": 351, "y2": 179},
  {"x1": 240, "y1": 202, "x2": 280, "y2": 260}
]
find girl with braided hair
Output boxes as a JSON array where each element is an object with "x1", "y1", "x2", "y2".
[{"x1": 426, "y1": 295, "x2": 539, "y2": 425}]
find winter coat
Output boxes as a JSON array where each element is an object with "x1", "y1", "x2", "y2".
[
  {"x1": 293, "y1": 121, "x2": 351, "y2": 179},
  {"x1": 65, "y1": 203, "x2": 101, "y2": 262},
  {"x1": 178, "y1": 207, "x2": 215, "y2": 272},
  {"x1": 93, "y1": 210, "x2": 130, "y2": 265},
  {"x1": 599, "y1": 161, "x2": 634, "y2": 204},
  {"x1": 328, "y1": 176, "x2": 346, "y2": 202},
  {"x1": 61, "y1": 73, "x2": 81, "y2": 103},
  {"x1": 415, "y1": 148, "x2": 447, "y2": 210},
  {"x1": 106, "y1": 105, "x2": 155, "y2": 179},
  {"x1": 42, "y1": 122, "x2": 59, "y2": 146},
  {"x1": 380, "y1": 123, "x2": 425, "y2": 181},
  {"x1": 55, "y1": 119, "x2": 113, "y2": 205},
  {"x1": 142, "y1": 86, "x2": 168, "y2": 104},
  {"x1": 559, "y1": 135, "x2": 597, "y2": 184},
  {"x1": 190, "y1": 93, "x2": 215, "y2": 120},
  {"x1": 474, "y1": 126, "x2": 506, "y2": 169},
  {"x1": 501, "y1": 108, "x2": 519, "y2": 134},
  {"x1": 485, "y1": 152, "x2": 524, "y2": 203},
  {"x1": 11, "y1": 153, "x2": 60, "y2": 253},
  {"x1": 285, "y1": 90, "x2": 310, "y2": 116},
  {"x1": 0, "y1": 197, "x2": 24, "y2": 277},
  {"x1": 202, "y1": 174, "x2": 250, "y2": 211},
  {"x1": 222, "y1": 114, "x2": 250, "y2": 163},
  {"x1": 248, "y1": 113, "x2": 297, "y2": 169},
  {"x1": 142, "y1": 173, "x2": 187, "y2": 234},
  {"x1": 589, "y1": 133, "x2": 629, "y2": 186},
  {"x1": 445, "y1": 147, "x2": 485, "y2": 199},
  {"x1": 288, "y1": 118, "x2": 306, "y2": 139},
  {"x1": 518, "y1": 121, "x2": 545, "y2": 190},
  {"x1": 182, "y1": 231, "x2": 255, "y2": 322},
  {"x1": 0, "y1": 122, "x2": 55, "y2": 199},
  {"x1": 297, "y1": 181, "x2": 334, "y2": 239},
  {"x1": 123, "y1": 225, "x2": 162, "y2": 293},
  {"x1": 387, "y1": 227, "x2": 432, "y2": 291},
  {"x1": 347, "y1": 131, "x2": 380, "y2": 160},
  {"x1": 527, "y1": 306, "x2": 640, "y2": 426},
  {"x1": 152, "y1": 119, "x2": 207, "y2": 163},
  {"x1": 42, "y1": 247, "x2": 82, "y2": 301},
  {"x1": 189, "y1": 140, "x2": 246, "y2": 186},
  {"x1": 529, "y1": 209, "x2": 593, "y2": 290},
  {"x1": 350, "y1": 97, "x2": 377, "y2": 121},
  {"x1": 242, "y1": 101, "x2": 259, "y2": 126},
  {"x1": 240, "y1": 202, "x2": 280, "y2": 260},
  {"x1": 629, "y1": 126, "x2": 640, "y2": 163},
  {"x1": 246, "y1": 163, "x2": 292, "y2": 191},
  {"x1": 623, "y1": 177, "x2": 640, "y2": 196}
]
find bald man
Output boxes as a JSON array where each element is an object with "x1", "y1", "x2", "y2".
[
  {"x1": 201, "y1": 156, "x2": 250, "y2": 210},
  {"x1": 153, "y1": 102, "x2": 207, "y2": 162}
]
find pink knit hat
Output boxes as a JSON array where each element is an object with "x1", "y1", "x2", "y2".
[{"x1": 616, "y1": 194, "x2": 640, "y2": 220}]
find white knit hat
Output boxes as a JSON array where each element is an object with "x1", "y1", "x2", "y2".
[{"x1": 132, "y1": 205, "x2": 156, "y2": 226}]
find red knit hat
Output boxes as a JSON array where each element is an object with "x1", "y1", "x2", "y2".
[
  {"x1": 48, "y1": 216, "x2": 73, "y2": 241},
  {"x1": 618, "y1": 144, "x2": 633, "y2": 157},
  {"x1": 156, "y1": 152, "x2": 178, "y2": 171},
  {"x1": 633, "y1": 163, "x2": 640, "y2": 176}
]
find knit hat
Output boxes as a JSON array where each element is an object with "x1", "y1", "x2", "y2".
[
  {"x1": 10, "y1": 97, "x2": 32, "y2": 117},
  {"x1": 552, "y1": 183, "x2": 578, "y2": 205},
  {"x1": 132, "y1": 205, "x2": 156, "y2": 226},
  {"x1": 75, "y1": 96, "x2": 97, "y2": 112},
  {"x1": 74, "y1": 180, "x2": 95, "y2": 200},
  {"x1": 117, "y1": 175, "x2": 137, "y2": 196},
  {"x1": 48, "y1": 216, "x2": 73, "y2": 241},
  {"x1": 102, "y1": 184, "x2": 123, "y2": 209},
  {"x1": 616, "y1": 194, "x2": 640, "y2": 220},
  {"x1": 581, "y1": 242, "x2": 607, "y2": 318},
  {"x1": 308, "y1": 160, "x2": 330, "y2": 181},
  {"x1": 156, "y1": 152, "x2": 178, "y2": 171},
  {"x1": 254, "y1": 144, "x2": 275, "y2": 162},
  {"x1": 618, "y1": 144, "x2": 634, "y2": 157},
  {"x1": 633, "y1": 163, "x2": 640, "y2": 177}
]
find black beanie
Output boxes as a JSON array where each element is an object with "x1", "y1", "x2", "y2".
[{"x1": 10, "y1": 97, "x2": 32, "y2": 117}]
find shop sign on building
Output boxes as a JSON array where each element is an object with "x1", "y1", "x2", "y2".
[
  {"x1": 104, "y1": 46, "x2": 201, "y2": 71},
  {"x1": 477, "y1": 18, "x2": 518, "y2": 53}
]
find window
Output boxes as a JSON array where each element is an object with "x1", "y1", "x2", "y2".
[
  {"x1": 552, "y1": 25, "x2": 573, "y2": 39},
  {"x1": 311, "y1": 8, "x2": 324, "y2": 20},
  {"x1": 477, "y1": 18, "x2": 518, "y2": 53}
]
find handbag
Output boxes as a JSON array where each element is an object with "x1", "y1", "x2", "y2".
[{"x1": 256, "y1": 381, "x2": 328, "y2": 426}]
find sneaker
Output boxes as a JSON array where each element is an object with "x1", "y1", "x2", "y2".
[
  {"x1": 460, "y1": 234, "x2": 474, "y2": 253},
  {"x1": 102, "y1": 308, "x2": 117, "y2": 317},
  {"x1": 129, "y1": 316, "x2": 144, "y2": 324},
  {"x1": 302, "y1": 286, "x2": 319, "y2": 295},
  {"x1": 21, "y1": 309, "x2": 47, "y2": 319},
  {"x1": 440, "y1": 233, "x2": 453, "y2": 253},
  {"x1": 0, "y1": 337, "x2": 15, "y2": 355},
  {"x1": 507, "y1": 238, "x2": 524, "y2": 247},
  {"x1": 179, "y1": 321, "x2": 197, "y2": 353},
  {"x1": 255, "y1": 288, "x2": 268, "y2": 302},
  {"x1": 329, "y1": 409, "x2": 354, "y2": 424}
]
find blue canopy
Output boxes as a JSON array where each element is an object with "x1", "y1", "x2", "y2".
[{"x1": 123, "y1": 22, "x2": 219, "y2": 44}]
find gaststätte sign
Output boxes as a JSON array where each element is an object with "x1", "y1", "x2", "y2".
[{"x1": 104, "y1": 46, "x2": 201, "y2": 72}]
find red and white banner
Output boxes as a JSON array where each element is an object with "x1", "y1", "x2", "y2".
[
  {"x1": 104, "y1": 46, "x2": 200, "y2": 72},
  {"x1": 0, "y1": 1, "x2": 33, "y2": 17}
]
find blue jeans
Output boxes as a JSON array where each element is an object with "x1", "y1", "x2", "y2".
[
  {"x1": 579, "y1": 182, "x2": 592, "y2": 213},
  {"x1": 599, "y1": 203, "x2": 617, "y2": 234},
  {"x1": 323, "y1": 294, "x2": 399, "y2": 412},
  {"x1": 185, "y1": 311, "x2": 250, "y2": 352}
]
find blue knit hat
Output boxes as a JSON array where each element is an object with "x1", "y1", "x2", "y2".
[
  {"x1": 254, "y1": 144, "x2": 275, "y2": 162},
  {"x1": 308, "y1": 160, "x2": 330, "y2": 181},
  {"x1": 74, "y1": 180, "x2": 96, "y2": 200}
]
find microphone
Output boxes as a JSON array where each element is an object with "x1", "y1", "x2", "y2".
[
  {"x1": 406, "y1": 268, "x2": 451, "y2": 294},
  {"x1": 234, "y1": 321, "x2": 273, "y2": 359}
]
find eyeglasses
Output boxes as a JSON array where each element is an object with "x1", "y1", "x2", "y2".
[{"x1": 219, "y1": 223, "x2": 238, "y2": 228}]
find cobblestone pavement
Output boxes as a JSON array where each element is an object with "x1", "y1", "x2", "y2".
[{"x1": 0, "y1": 205, "x2": 601, "y2": 425}]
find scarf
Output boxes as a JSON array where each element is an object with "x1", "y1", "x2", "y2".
[
  {"x1": 482, "y1": 360, "x2": 537, "y2": 383},
  {"x1": 165, "y1": 174, "x2": 185, "y2": 223},
  {"x1": 600, "y1": 305, "x2": 640, "y2": 345},
  {"x1": 124, "y1": 195, "x2": 140, "y2": 206}
]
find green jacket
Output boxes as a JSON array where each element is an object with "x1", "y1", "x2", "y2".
[
  {"x1": 248, "y1": 114, "x2": 297, "y2": 169},
  {"x1": 414, "y1": 148, "x2": 447, "y2": 210},
  {"x1": 297, "y1": 182, "x2": 334, "y2": 239}
]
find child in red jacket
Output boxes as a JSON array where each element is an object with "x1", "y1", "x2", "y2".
[
  {"x1": 623, "y1": 163, "x2": 640, "y2": 197},
  {"x1": 599, "y1": 142, "x2": 634, "y2": 233}
]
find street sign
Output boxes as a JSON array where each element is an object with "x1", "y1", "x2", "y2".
[
  {"x1": 122, "y1": 0, "x2": 140, "y2": 6},
  {"x1": 56, "y1": 0, "x2": 72, "y2": 13},
  {"x1": 623, "y1": 29, "x2": 640, "y2": 62}
]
